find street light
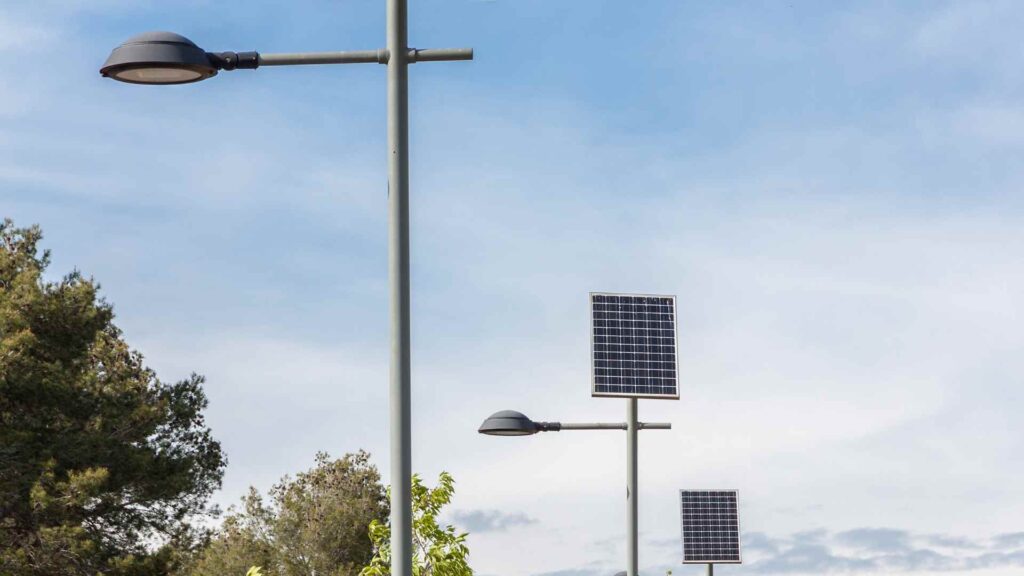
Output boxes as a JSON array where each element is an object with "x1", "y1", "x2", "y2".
[
  {"x1": 479, "y1": 409, "x2": 671, "y2": 575},
  {"x1": 100, "y1": 32, "x2": 223, "y2": 84},
  {"x1": 479, "y1": 410, "x2": 671, "y2": 434},
  {"x1": 478, "y1": 410, "x2": 550, "y2": 435},
  {"x1": 100, "y1": 5, "x2": 471, "y2": 576}
]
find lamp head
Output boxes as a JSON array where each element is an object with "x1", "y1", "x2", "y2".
[
  {"x1": 100, "y1": 31, "x2": 217, "y2": 85},
  {"x1": 478, "y1": 410, "x2": 540, "y2": 436}
]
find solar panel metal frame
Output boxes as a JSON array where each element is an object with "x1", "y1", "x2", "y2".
[
  {"x1": 590, "y1": 292, "x2": 680, "y2": 400},
  {"x1": 679, "y1": 489, "x2": 742, "y2": 565}
]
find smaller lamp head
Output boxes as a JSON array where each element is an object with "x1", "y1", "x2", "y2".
[
  {"x1": 478, "y1": 410, "x2": 539, "y2": 436},
  {"x1": 100, "y1": 31, "x2": 217, "y2": 85}
]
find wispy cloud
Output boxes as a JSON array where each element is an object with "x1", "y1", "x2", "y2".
[
  {"x1": 620, "y1": 528, "x2": 1024, "y2": 575},
  {"x1": 452, "y1": 509, "x2": 538, "y2": 533},
  {"x1": 739, "y1": 528, "x2": 1024, "y2": 574},
  {"x1": 0, "y1": 17, "x2": 54, "y2": 51},
  {"x1": 835, "y1": 528, "x2": 912, "y2": 553},
  {"x1": 993, "y1": 532, "x2": 1024, "y2": 549},
  {"x1": 924, "y1": 534, "x2": 984, "y2": 550}
]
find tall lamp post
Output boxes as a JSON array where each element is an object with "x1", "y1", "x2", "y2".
[
  {"x1": 479, "y1": 410, "x2": 671, "y2": 575},
  {"x1": 99, "y1": 5, "x2": 472, "y2": 576}
]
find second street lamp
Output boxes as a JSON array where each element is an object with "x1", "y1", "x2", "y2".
[
  {"x1": 99, "y1": 31, "x2": 473, "y2": 84},
  {"x1": 479, "y1": 409, "x2": 671, "y2": 575},
  {"x1": 99, "y1": 5, "x2": 472, "y2": 576}
]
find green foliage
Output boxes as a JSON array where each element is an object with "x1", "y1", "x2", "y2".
[
  {"x1": 0, "y1": 219, "x2": 226, "y2": 575},
  {"x1": 190, "y1": 451, "x2": 388, "y2": 576},
  {"x1": 360, "y1": 472, "x2": 472, "y2": 576},
  {"x1": 184, "y1": 489, "x2": 275, "y2": 576}
]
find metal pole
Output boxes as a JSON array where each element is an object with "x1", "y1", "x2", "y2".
[
  {"x1": 707, "y1": 564, "x2": 714, "y2": 576},
  {"x1": 626, "y1": 398, "x2": 638, "y2": 576},
  {"x1": 387, "y1": 0, "x2": 412, "y2": 574}
]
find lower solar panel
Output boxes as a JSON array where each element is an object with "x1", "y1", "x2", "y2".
[{"x1": 679, "y1": 490, "x2": 742, "y2": 564}]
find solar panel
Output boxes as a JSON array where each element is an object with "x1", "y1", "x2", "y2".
[
  {"x1": 590, "y1": 292, "x2": 679, "y2": 399},
  {"x1": 679, "y1": 490, "x2": 742, "y2": 564}
]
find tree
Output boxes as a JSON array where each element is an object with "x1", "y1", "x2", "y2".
[
  {"x1": 360, "y1": 472, "x2": 472, "y2": 576},
  {"x1": 0, "y1": 219, "x2": 227, "y2": 575},
  {"x1": 190, "y1": 451, "x2": 388, "y2": 576},
  {"x1": 183, "y1": 489, "x2": 275, "y2": 576}
]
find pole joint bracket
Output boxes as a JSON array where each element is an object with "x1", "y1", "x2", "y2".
[{"x1": 208, "y1": 51, "x2": 260, "y2": 70}]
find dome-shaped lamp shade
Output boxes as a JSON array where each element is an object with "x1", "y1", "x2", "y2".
[
  {"x1": 100, "y1": 32, "x2": 217, "y2": 85},
  {"x1": 478, "y1": 410, "x2": 538, "y2": 436}
]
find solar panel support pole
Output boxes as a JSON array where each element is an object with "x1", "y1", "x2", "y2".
[
  {"x1": 707, "y1": 564, "x2": 714, "y2": 576},
  {"x1": 626, "y1": 398, "x2": 639, "y2": 576}
]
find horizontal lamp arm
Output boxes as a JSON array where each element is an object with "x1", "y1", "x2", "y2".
[
  {"x1": 258, "y1": 49, "x2": 385, "y2": 66},
  {"x1": 409, "y1": 48, "x2": 474, "y2": 62},
  {"x1": 252, "y1": 47, "x2": 473, "y2": 68},
  {"x1": 562, "y1": 423, "x2": 626, "y2": 430},
  {"x1": 547, "y1": 422, "x2": 672, "y2": 431}
]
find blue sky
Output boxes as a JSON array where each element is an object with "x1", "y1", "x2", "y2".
[{"x1": 3, "y1": 1, "x2": 1024, "y2": 575}]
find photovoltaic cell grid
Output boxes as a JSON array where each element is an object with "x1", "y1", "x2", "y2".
[
  {"x1": 680, "y1": 490, "x2": 741, "y2": 564},
  {"x1": 591, "y1": 293, "x2": 678, "y2": 399}
]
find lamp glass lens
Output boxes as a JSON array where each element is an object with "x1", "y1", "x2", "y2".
[
  {"x1": 115, "y1": 67, "x2": 204, "y2": 84},
  {"x1": 483, "y1": 429, "x2": 534, "y2": 436}
]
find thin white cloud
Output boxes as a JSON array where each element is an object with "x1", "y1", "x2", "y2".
[
  {"x1": 451, "y1": 509, "x2": 538, "y2": 533},
  {"x1": 0, "y1": 17, "x2": 54, "y2": 51},
  {"x1": 740, "y1": 528, "x2": 1024, "y2": 574}
]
